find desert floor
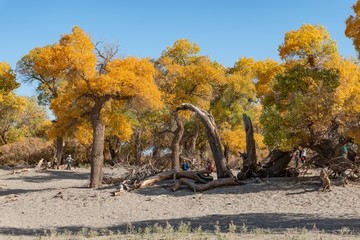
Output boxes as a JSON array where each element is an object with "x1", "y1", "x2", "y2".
[{"x1": 1, "y1": 166, "x2": 360, "y2": 239}]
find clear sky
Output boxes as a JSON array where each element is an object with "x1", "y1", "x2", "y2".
[{"x1": 0, "y1": 0, "x2": 358, "y2": 97}]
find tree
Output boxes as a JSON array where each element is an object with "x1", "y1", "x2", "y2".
[
  {"x1": 154, "y1": 39, "x2": 226, "y2": 169},
  {"x1": 0, "y1": 96, "x2": 49, "y2": 145},
  {"x1": 0, "y1": 62, "x2": 19, "y2": 99},
  {"x1": 17, "y1": 45, "x2": 67, "y2": 162},
  {"x1": 23, "y1": 27, "x2": 163, "y2": 188},
  {"x1": 260, "y1": 24, "x2": 348, "y2": 166},
  {"x1": 346, "y1": 0, "x2": 360, "y2": 59},
  {"x1": 0, "y1": 63, "x2": 49, "y2": 146}
]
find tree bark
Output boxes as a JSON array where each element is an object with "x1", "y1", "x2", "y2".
[
  {"x1": 54, "y1": 137, "x2": 63, "y2": 166},
  {"x1": 137, "y1": 169, "x2": 210, "y2": 189},
  {"x1": 173, "y1": 177, "x2": 244, "y2": 192},
  {"x1": 183, "y1": 121, "x2": 199, "y2": 159},
  {"x1": 90, "y1": 107, "x2": 106, "y2": 189},
  {"x1": 175, "y1": 103, "x2": 232, "y2": 178},
  {"x1": 258, "y1": 149, "x2": 292, "y2": 177},
  {"x1": 108, "y1": 136, "x2": 122, "y2": 163},
  {"x1": 171, "y1": 111, "x2": 184, "y2": 171},
  {"x1": 237, "y1": 114, "x2": 257, "y2": 180}
]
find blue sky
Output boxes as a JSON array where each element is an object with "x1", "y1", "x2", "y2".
[{"x1": 0, "y1": 0, "x2": 358, "y2": 97}]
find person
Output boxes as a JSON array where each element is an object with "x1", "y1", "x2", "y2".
[
  {"x1": 301, "y1": 148, "x2": 307, "y2": 164},
  {"x1": 294, "y1": 148, "x2": 301, "y2": 169},
  {"x1": 205, "y1": 161, "x2": 213, "y2": 175},
  {"x1": 342, "y1": 144, "x2": 348, "y2": 158},
  {"x1": 181, "y1": 161, "x2": 190, "y2": 171},
  {"x1": 66, "y1": 155, "x2": 73, "y2": 170}
]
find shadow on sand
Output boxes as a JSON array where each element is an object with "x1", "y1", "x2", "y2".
[{"x1": 0, "y1": 212, "x2": 359, "y2": 237}]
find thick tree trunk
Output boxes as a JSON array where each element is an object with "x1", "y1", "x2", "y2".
[
  {"x1": 90, "y1": 108, "x2": 106, "y2": 189},
  {"x1": 311, "y1": 138, "x2": 350, "y2": 166},
  {"x1": 258, "y1": 149, "x2": 292, "y2": 177},
  {"x1": 183, "y1": 121, "x2": 199, "y2": 159},
  {"x1": 134, "y1": 128, "x2": 142, "y2": 165},
  {"x1": 54, "y1": 136, "x2": 63, "y2": 166},
  {"x1": 237, "y1": 114, "x2": 257, "y2": 180},
  {"x1": 171, "y1": 111, "x2": 184, "y2": 171},
  {"x1": 108, "y1": 136, "x2": 120, "y2": 162},
  {"x1": 175, "y1": 103, "x2": 232, "y2": 178}
]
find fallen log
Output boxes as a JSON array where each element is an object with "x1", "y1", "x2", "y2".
[
  {"x1": 12, "y1": 168, "x2": 31, "y2": 174},
  {"x1": 172, "y1": 177, "x2": 244, "y2": 193},
  {"x1": 136, "y1": 169, "x2": 211, "y2": 189}
]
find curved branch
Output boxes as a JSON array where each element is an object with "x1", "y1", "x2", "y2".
[{"x1": 175, "y1": 103, "x2": 232, "y2": 178}]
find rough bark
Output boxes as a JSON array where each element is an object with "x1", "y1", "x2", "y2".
[
  {"x1": 137, "y1": 169, "x2": 210, "y2": 189},
  {"x1": 108, "y1": 136, "x2": 122, "y2": 163},
  {"x1": 90, "y1": 105, "x2": 106, "y2": 189},
  {"x1": 175, "y1": 103, "x2": 232, "y2": 178},
  {"x1": 258, "y1": 149, "x2": 292, "y2": 177},
  {"x1": 54, "y1": 137, "x2": 63, "y2": 166},
  {"x1": 182, "y1": 121, "x2": 199, "y2": 159},
  {"x1": 237, "y1": 114, "x2": 257, "y2": 180},
  {"x1": 171, "y1": 111, "x2": 184, "y2": 171},
  {"x1": 173, "y1": 177, "x2": 244, "y2": 192},
  {"x1": 311, "y1": 138, "x2": 350, "y2": 166}
]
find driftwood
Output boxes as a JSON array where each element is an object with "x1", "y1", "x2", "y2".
[
  {"x1": 109, "y1": 168, "x2": 216, "y2": 195},
  {"x1": 135, "y1": 169, "x2": 212, "y2": 189},
  {"x1": 172, "y1": 177, "x2": 244, "y2": 193},
  {"x1": 103, "y1": 164, "x2": 162, "y2": 187},
  {"x1": 11, "y1": 159, "x2": 47, "y2": 175},
  {"x1": 12, "y1": 168, "x2": 31, "y2": 174}
]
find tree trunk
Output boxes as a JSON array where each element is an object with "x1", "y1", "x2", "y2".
[
  {"x1": 185, "y1": 121, "x2": 199, "y2": 159},
  {"x1": 137, "y1": 169, "x2": 210, "y2": 189},
  {"x1": 108, "y1": 136, "x2": 122, "y2": 163},
  {"x1": 173, "y1": 177, "x2": 244, "y2": 192},
  {"x1": 311, "y1": 138, "x2": 349, "y2": 166},
  {"x1": 90, "y1": 108, "x2": 106, "y2": 189},
  {"x1": 175, "y1": 103, "x2": 232, "y2": 178},
  {"x1": 224, "y1": 144, "x2": 230, "y2": 163},
  {"x1": 171, "y1": 111, "x2": 184, "y2": 171},
  {"x1": 54, "y1": 137, "x2": 63, "y2": 166},
  {"x1": 134, "y1": 128, "x2": 142, "y2": 165},
  {"x1": 237, "y1": 114, "x2": 257, "y2": 180},
  {"x1": 258, "y1": 149, "x2": 292, "y2": 177}
]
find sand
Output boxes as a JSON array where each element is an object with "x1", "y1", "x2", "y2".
[{"x1": 1, "y1": 166, "x2": 360, "y2": 239}]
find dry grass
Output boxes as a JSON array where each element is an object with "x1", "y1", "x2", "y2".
[{"x1": 25, "y1": 222, "x2": 360, "y2": 240}]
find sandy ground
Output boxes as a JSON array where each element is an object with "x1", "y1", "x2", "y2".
[{"x1": 1, "y1": 166, "x2": 360, "y2": 239}]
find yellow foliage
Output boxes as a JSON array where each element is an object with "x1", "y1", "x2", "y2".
[
  {"x1": 346, "y1": 0, "x2": 360, "y2": 58},
  {"x1": 278, "y1": 24, "x2": 337, "y2": 66},
  {"x1": 254, "y1": 59, "x2": 284, "y2": 98},
  {"x1": 44, "y1": 26, "x2": 163, "y2": 150},
  {"x1": 157, "y1": 39, "x2": 226, "y2": 110},
  {"x1": 0, "y1": 62, "x2": 18, "y2": 96},
  {"x1": 221, "y1": 126, "x2": 247, "y2": 152}
]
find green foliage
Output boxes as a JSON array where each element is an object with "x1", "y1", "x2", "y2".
[{"x1": 261, "y1": 65, "x2": 340, "y2": 150}]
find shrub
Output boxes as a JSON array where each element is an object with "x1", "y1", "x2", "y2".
[{"x1": 0, "y1": 137, "x2": 53, "y2": 166}]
